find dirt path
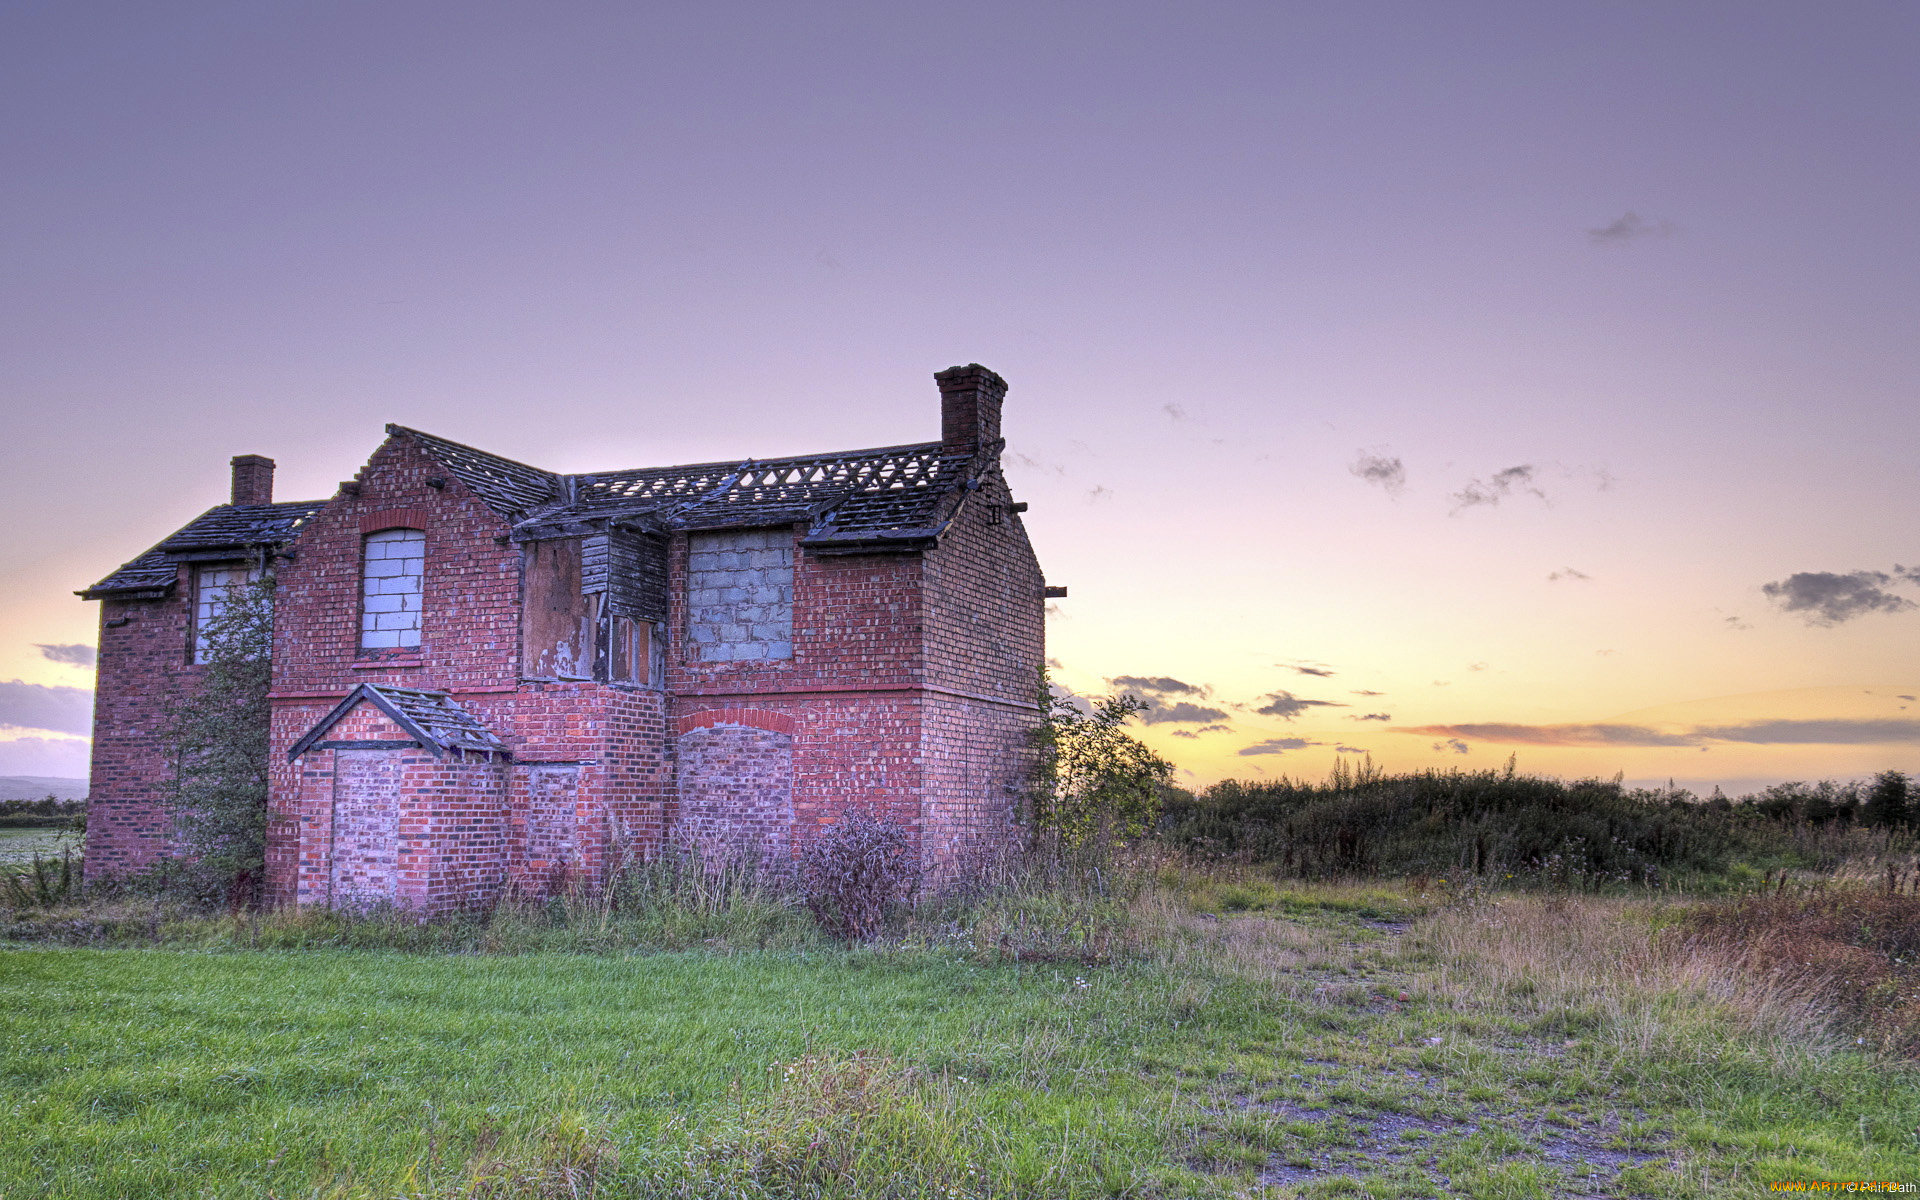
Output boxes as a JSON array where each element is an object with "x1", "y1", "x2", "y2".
[{"x1": 1223, "y1": 913, "x2": 1673, "y2": 1197}]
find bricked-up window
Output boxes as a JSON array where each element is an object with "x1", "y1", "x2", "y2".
[
  {"x1": 192, "y1": 563, "x2": 258, "y2": 664},
  {"x1": 360, "y1": 529, "x2": 426, "y2": 650},
  {"x1": 687, "y1": 529, "x2": 793, "y2": 662}
]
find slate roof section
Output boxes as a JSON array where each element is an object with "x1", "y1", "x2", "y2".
[
  {"x1": 80, "y1": 500, "x2": 326, "y2": 598},
  {"x1": 159, "y1": 502, "x2": 329, "y2": 553},
  {"x1": 389, "y1": 426, "x2": 559, "y2": 522},
  {"x1": 287, "y1": 684, "x2": 509, "y2": 759}
]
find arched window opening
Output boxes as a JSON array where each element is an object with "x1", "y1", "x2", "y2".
[{"x1": 361, "y1": 529, "x2": 425, "y2": 649}]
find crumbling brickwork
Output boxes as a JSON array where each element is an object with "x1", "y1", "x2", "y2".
[{"x1": 85, "y1": 364, "x2": 1047, "y2": 915}]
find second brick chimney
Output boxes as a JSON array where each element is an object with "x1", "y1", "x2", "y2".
[
  {"x1": 936, "y1": 364, "x2": 1008, "y2": 455},
  {"x1": 231, "y1": 455, "x2": 275, "y2": 506}
]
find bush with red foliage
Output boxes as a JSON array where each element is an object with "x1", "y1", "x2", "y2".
[
  {"x1": 1687, "y1": 877, "x2": 1920, "y2": 1051},
  {"x1": 797, "y1": 812, "x2": 919, "y2": 942}
]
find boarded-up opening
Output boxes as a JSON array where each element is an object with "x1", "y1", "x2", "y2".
[
  {"x1": 330, "y1": 748, "x2": 403, "y2": 909},
  {"x1": 686, "y1": 529, "x2": 794, "y2": 662},
  {"x1": 526, "y1": 765, "x2": 580, "y2": 892},
  {"x1": 675, "y1": 724, "x2": 794, "y2": 871},
  {"x1": 522, "y1": 539, "x2": 596, "y2": 679},
  {"x1": 609, "y1": 616, "x2": 650, "y2": 685}
]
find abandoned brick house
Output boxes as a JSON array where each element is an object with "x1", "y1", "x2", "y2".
[{"x1": 79, "y1": 365, "x2": 1049, "y2": 914}]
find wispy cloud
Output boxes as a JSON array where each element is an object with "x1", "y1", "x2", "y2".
[
  {"x1": 1349, "y1": 712, "x2": 1392, "y2": 722},
  {"x1": 1008, "y1": 451, "x2": 1066, "y2": 477},
  {"x1": 1699, "y1": 719, "x2": 1920, "y2": 746},
  {"x1": 1141, "y1": 701, "x2": 1231, "y2": 725},
  {"x1": 1254, "y1": 691, "x2": 1347, "y2": 720},
  {"x1": 0, "y1": 681, "x2": 94, "y2": 736},
  {"x1": 36, "y1": 644, "x2": 95, "y2": 667},
  {"x1": 1399, "y1": 722, "x2": 1696, "y2": 747},
  {"x1": 1433, "y1": 739, "x2": 1471, "y2": 755},
  {"x1": 1400, "y1": 718, "x2": 1920, "y2": 748},
  {"x1": 1451, "y1": 465, "x2": 1546, "y2": 513},
  {"x1": 1290, "y1": 665, "x2": 1336, "y2": 678},
  {"x1": 1762, "y1": 570, "x2": 1916, "y2": 626},
  {"x1": 1111, "y1": 676, "x2": 1206, "y2": 696},
  {"x1": 0, "y1": 734, "x2": 90, "y2": 777},
  {"x1": 1547, "y1": 568, "x2": 1590, "y2": 583},
  {"x1": 1588, "y1": 212, "x2": 1675, "y2": 245},
  {"x1": 1163, "y1": 403, "x2": 1187, "y2": 421},
  {"x1": 1335, "y1": 745, "x2": 1369, "y2": 754},
  {"x1": 1351, "y1": 689, "x2": 1385, "y2": 697},
  {"x1": 1349, "y1": 452, "x2": 1406, "y2": 497},
  {"x1": 1108, "y1": 676, "x2": 1227, "y2": 725},
  {"x1": 1239, "y1": 737, "x2": 1320, "y2": 756}
]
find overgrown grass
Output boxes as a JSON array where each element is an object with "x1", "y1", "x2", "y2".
[
  {"x1": 0, "y1": 826, "x2": 79, "y2": 865},
  {"x1": 1685, "y1": 883, "x2": 1920, "y2": 1052},
  {"x1": 1160, "y1": 760, "x2": 1917, "y2": 886},
  {"x1": 6, "y1": 857, "x2": 1920, "y2": 1197}
]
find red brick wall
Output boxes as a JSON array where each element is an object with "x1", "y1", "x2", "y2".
[
  {"x1": 921, "y1": 467, "x2": 1046, "y2": 704},
  {"x1": 101, "y1": 422, "x2": 1045, "y2": 913},
  {"x1": 917, "y1": 466, "x2": 1045, "y2": 869},
  {"x1": 670, "y1": 529, "x2": 931, "y2": 865},
  {"x1": 270, "y1": 434, "x2": 521, "y2": 696},
  {"x1": 675, "y1": 719, "x2": 794, "y2": 872},
  {"x1": 403, "y1": 752, "x2": 509, "y2": 914},
  {"x1": 667, "y1": 527, "x2": 927, "y2": 692},
  {"x1": 282, "y1": 697, "x2": 513, "y2": 916},
  {"x1": 83, "y1": 567, "x2": 196, "y2": 880}
]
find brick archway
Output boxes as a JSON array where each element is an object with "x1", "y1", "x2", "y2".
[
  {"x1": 674, "y1": 709, "x2": 795, "y2": 871},
  {"x1": 676, "y1": 708, "x2": 796, "y2": 737}
]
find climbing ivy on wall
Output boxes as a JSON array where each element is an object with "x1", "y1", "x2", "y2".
[{"x1": 166, "y1": 576, "x2": 274, "y2": 909}]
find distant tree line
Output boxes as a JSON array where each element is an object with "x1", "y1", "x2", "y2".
[
  {"x1": 0, "y1": 796, "x2": 85, "y2": 829},
  {"x1": 1156, "y1": 760, "x2": 1920, "y2": 887},
  {"x1": 1731, "y1": 770, "x2": 1913, "y2": 828}
]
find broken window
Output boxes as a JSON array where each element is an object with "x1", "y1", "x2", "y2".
[
  {"x1": 191, "y1": 562, "x2": 257, "y2": 664},
  {"x1": 360, "y1": 529, "x2": 425, "y2": 650}
]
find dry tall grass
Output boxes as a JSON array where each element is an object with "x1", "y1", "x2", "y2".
[
  {"x1": 1686, "y1": 887, "x2": 1920, "y2": 1052},
  {"x1": 1417, "y1": 894, "x2": 1847, "y2": 1067}
]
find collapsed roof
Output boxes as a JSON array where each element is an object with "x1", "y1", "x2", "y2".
[
  {"x1": 83, "y1": 401, "x2": 1002, "y2": 596},
  {"x1": 391, "y1": 425, "x2": 993, "y2": 554}
]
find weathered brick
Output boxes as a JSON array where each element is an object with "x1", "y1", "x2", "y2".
[{"x1": 86, "y1": 367, "x2": 1046, "y2": 913}]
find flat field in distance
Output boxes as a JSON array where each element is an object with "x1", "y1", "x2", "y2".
[
  {"x1": 4, "y1": 883, "x2": 1916, "y2": 1199},
  {"x1": 0, "y1": 827, "x2": 77, "y2": 865}
]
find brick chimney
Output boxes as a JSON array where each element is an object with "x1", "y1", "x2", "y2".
[
  {"x1": 936, "y1": 364, "x2": 1008, "y2": 454},
  {"x1": 231, "y1": 455, "x2": 275, "y2": 506}
]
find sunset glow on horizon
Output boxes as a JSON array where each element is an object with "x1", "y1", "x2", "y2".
[{"x1": 3, "y1": 2, "x2": 1916, "y2": 796}]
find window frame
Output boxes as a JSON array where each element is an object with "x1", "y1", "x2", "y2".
[
  {"x1": 190, "y1": 561, "x2": 260, "y2": 665},
  {"x1": 358, "y1": 527, "x2": 428, "y2": 652}
]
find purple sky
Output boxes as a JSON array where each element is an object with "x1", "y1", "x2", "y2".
[{"x1": 4, "y1": 2, "x2": 1917, "y2": 789}]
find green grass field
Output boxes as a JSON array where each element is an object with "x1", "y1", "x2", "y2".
[
  {"x1": 0, "y1": 827, "x2": 77, "y2": 866},
  {"x1": 4, "y1": 886, "x2": 1917, "y2": 1199}
]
